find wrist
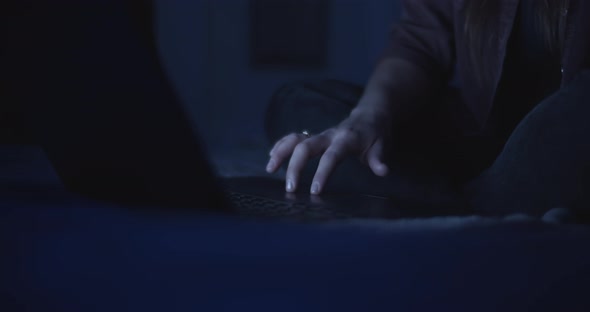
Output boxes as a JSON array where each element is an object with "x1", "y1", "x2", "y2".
[{"x1": 351, "y1": 93, "x2": 393, "y2": 120}]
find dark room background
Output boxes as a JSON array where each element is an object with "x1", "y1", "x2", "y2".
[{"x1": 154, "y1": 0, "x2": 402, "y2": 157}]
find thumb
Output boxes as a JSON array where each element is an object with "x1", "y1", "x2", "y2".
[{"x1": 366, "y1": 139, "x2": 389, "y2": 176}]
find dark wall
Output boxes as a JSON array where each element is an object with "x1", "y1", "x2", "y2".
[
  {"x1": 154, "y1": 0, "x2": 402, "y2": 150},
  {"x1": 0, "y1": 0, "x2": 402, "y2": 150}
]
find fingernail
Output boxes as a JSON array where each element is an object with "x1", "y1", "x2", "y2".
[
  {"x1": 310, "y1": 182, "x2": 320, "y2": 194},
  {"x1": 286, "y1": 179, "x2": 294, "y2": 192},
  {"x1": 266, "y1": 160, "x2": 275, "y2": 172},
  {"x1": 375, "y1": 164, "x2": 388, "y2": 176}
]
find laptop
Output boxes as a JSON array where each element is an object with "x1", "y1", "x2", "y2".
[{"x1": 10, "y1": 1, "x2": 462, "y2": 221}]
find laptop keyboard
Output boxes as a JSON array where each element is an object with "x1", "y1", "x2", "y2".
[{"x1": 227, "y1": 191, "x2": 342, "y2": 220}]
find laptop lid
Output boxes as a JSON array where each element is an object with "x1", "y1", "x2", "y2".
[{"x1": 10, "y1": 1, "x2": 229, "y2": 211}]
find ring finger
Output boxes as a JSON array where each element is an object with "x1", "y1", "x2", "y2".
[{"x1": 267, "y1": 133, "x2": 308, "y2": 172}]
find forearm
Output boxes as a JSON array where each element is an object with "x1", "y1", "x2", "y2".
[{"x1": 351, "y1": 57, "x2": 442, "y2": 125}]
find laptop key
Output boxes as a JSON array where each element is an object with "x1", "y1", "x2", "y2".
[{"x1": 228, "y1": 192, "x2": 339, "y2": 220}]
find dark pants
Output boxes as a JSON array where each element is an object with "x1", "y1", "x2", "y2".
[{"x1": 265, "y1": 73, "x2": 590, "y2": 220}]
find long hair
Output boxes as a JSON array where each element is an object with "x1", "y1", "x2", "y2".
[{"x1": 463, "y1": 0, "x2": 570, "y2": 85}]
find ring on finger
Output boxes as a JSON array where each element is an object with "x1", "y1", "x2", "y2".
[{"x1": 301, "y1": 130, "x2": 312, "y2": 138}]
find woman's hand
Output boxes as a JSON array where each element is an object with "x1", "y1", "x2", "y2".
[
  {"x1": 265, "y1": 108, "x2": 391, "y2": 195},
  {"x1": 265, "y1": 58, "x2": 435, "y2": 194}
]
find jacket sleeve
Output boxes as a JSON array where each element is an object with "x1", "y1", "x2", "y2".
[{"x1": 380, "y1": 0, "x2": 456, "y2": 84}]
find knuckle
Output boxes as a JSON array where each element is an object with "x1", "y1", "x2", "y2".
[
  {"x1": 272, "y1": 149, "x2": 290, "y2": 160},
  {"x1": 284, "y1": 133, "x2": 300, "y2": 142},
  {"x1": 322, "y1": 128, "x2": 337, "y2": 137},
  {"x1": 322, "y1": 149, "x2": 342, "y2": 162},
  {"x1": 272, "y1": 140, "x2": 284, "y2": 151},
  {"x1": 337, "y1": 127, "x2": 360, "y2": 141},
  {"x1": 294, "y1": 142, "x2": 311, "y2": 156},
  {"x1": 275, "y1": 141, "x2": 295, "y2": 156}
]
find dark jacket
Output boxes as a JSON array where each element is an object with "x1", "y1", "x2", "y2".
[{"x1": 382, "y1": 0, "x2": 590, "y2": 128}]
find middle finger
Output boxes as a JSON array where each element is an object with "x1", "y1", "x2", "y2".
[{"x1": 285, "y1": 135, "x2": 329, "y2": 192}]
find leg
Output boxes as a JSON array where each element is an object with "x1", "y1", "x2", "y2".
[{"x1": 467, "y1": 71, "x2": 590, "y2": 220}]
